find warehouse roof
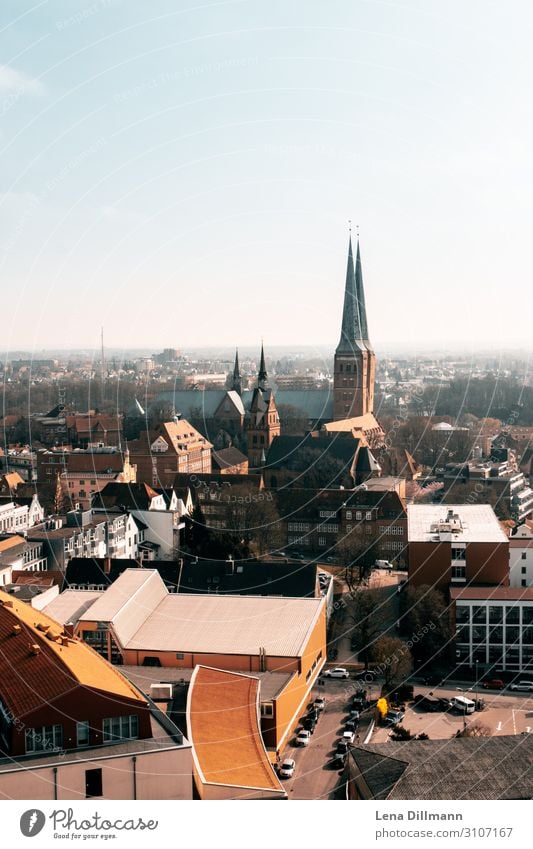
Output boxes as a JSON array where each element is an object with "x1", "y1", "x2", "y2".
[{"x1": 77, "y1": 569, "x2": 324, "y2": 657}]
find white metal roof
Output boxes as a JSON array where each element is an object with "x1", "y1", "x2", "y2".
[
  {"x1": 123, "y1": 592, "x2": 323, "y2": 657},
  {"x1": 77, "y1": 569, "x2": 167, "y2": 645},
  {"x1": 42, "y1": 589, "x2": 104, "y2": 625},
  {"x1": 407, "y1": 504, "x2": 508, "y2": 544}
]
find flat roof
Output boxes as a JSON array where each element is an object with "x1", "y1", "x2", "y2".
[
  {"x1": 121, "y1": 665, "x2": 292, "y2": 702},
  {"x1": 407, "y1": 504, "x2": 508, "y2": 543},
  {"x1": 187, "y1": 666, "x2": 285, "y2": 796}
]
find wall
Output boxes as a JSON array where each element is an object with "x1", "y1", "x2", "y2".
[
  {"x1": 0, "y1": 746, "x2": 192, "y2": 800},
  {"x1": 510, "y1": 540, "x2": 533, "y2": 587}
]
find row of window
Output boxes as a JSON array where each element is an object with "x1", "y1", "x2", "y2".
[
  {"x1": 456, "y1": 605, "x2": 533, "y2": 625},
  {"x1": 24, "y1": 715, "x2": 139, "y2": 755}
]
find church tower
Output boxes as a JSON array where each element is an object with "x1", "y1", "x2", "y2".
[
  {"x1": 333, "y1": 235, "x2": 375, "y2": 420},
  {"x1": 231, "y1": 348, "x2": 242, "y2": 395},
  {"x1": 246, "y1": 343, "x2": 281, "y2": 470}
]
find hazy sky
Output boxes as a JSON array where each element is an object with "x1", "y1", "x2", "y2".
[{"x1": 1, "y1": 1, "x2": 532, "y2": 355}]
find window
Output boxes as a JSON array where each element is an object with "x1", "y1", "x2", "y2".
[
  {"x1": 318, "y1": 537, "x2": 326, "y2": 547},
  {"x1": 25, "y1": 724, "x2": 63, "y2": 754},
  {"x1": 85, "y1": 768, "x2": 103, "y2": 798},
  {"x1": 319, "y1": 510, "x2": 336, "y2": 518},
  {"x1": 355, "y1": 511, "x2": 362, "y2": 520},
  {"x1": 103, "y1": 715, "x2": 139, "y2": 743},
  {"x1": 176, "y1": 652, "x2": 184, "y2": 660},
  {"x1": 77, "y1": 721, "x2": 90, "y2": 747},
  {"x1": 522, "y1": 552, "x2": 527, "y2": 560},
  {"x1": 523, "y1": 579, "x2": 528, "y2": 587},
  {"x1": 522, "y1": 567, "x2": 527, "y2": 574},
  {"x1": 346, "y1": 525, "x2": 352, "y2": 533},
  {"x1": 451, "y1": 548, "x2": 466, "y2": 561},
  {"x1": 451, "y1": 565, "x2": 466, "y2": 580},
  {"x1": 346, "y1": 511, "x2": 352, "y2": 520},
  {"x1": 260, "y1": 703, "x2": 274, "y2": 717},
  {"x1": 365, "y1": 511, "x2": 372, "y2": 521}
]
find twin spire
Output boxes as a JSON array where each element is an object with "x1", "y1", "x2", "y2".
[
  {"x1": 337, "y1": 234, "x2": 372, "y2": 354},
  {"x1": 231, "y1": 342, "x2": 269, "y2": 395}
]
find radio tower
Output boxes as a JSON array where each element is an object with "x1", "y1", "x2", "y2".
[{"x1": 100, "y1": 327, "x2": 106, "y2": 398}]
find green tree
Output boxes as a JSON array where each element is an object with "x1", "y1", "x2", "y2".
[{"x1": 400, "y1": 585, "x2": 452, "y2": 668}]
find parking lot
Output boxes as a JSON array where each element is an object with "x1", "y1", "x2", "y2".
[
  {"x1": 278, "y1": 679, "x2": 533, "y2": 799},
  {"x1": 371, "y1": 685, "x2": 533, "y2": 743},
  {"x1": 279, "y1": 678, "x2": 374, "y2": 800}
]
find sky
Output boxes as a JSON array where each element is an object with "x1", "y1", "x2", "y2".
[{"x1": 0, "y1": 0, "x2": 532, "y2": 355}]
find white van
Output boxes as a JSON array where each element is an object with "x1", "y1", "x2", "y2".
[
  {"x1": 451, "y1": 695, "x2": 475, "y2": 715},
  {"x1": 375, "y1": 560, "x2": 393, "y2": 571}
]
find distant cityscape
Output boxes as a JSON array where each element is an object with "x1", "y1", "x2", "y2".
[{"x1": 1, "y1": 234, "x2": 532, "y2": 802}]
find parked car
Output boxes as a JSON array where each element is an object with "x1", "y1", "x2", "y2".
[
  {"x1": 336, "y1": 739, "x2": 349, "y2": 754},
  {"x1": 389, "y1": 684, "x2": 414, "y2": 702},
  {"x1": 307, "y1": 708, "x2": 319, "y2": 722},
  {"x1": 353, "y1": 669, "x2": 379, "y2": 681},
  {"x1": 438, "y1": 697, "x2": 453, "y2": 711},
  {"x1": 330, "y1": 753, "x2": 347, "y2": 770},
  {"x1": 375, "y1": 559, "x2": 393, "y2": 571},
  {"x1": 278, "y1": 758, "x2": 295, "y2": 779},
  {"x1": 413, "y1": 694, "x2": 441, "y2": 712},
  {"x1": 302, "y1": 717, "x2": 316, "y2": 733},
  {"x1": 323, "y1": 667, "x2": 350, "y2": 679},
  {"x1": 313, "y1": 697, "x2": 326, "y2": 712},
  {"x1": 509, "y1": 681, "x2": 533, "y2": 691},
  {"x1": 295, "y1": 729, "x2": 311, "y2": 746},
  {"x1": 481, "y1": 679, "x2": 505, "y2": 690},
  {"x1": 348, "y1": 710, "x2": 360, "y2": 721},
  {"x1": 383, "y1": 709, "x2": 405, "y2": 726},
  {"x1": 345, "y1": 719, "x2": 358, "y2": 732},
  {"x1": 342, "y1": 730, "x2": 355, "y2": 744}
]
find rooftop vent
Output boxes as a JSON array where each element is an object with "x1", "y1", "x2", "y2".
[
  {"x1": 12, "y1": 624, "x2": 22, "y2": 636},
  {"x1": 29, "y1": 644, "x2": 41, "y2": 655}
]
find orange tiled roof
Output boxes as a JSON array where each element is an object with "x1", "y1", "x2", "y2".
[
  {"x1": 0, "y1": 591, "x2": 146, "y2": 719},
  {"x1": 188, "y1": 666, "x2": 284, "y2": 795},
  {"x1": 0, "y1": 536, "x2": 26, "y2": 553}
]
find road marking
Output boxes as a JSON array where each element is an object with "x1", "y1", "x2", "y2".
[
  {"x1": 512, "y1": 711, "x2": 517, "y2": 735},
  {"x1": 496, "y1": 721, "x2": 502, "y2": 731},
  {"x1": 526, "y1": 726, "x2": 531, "y2": 733}
]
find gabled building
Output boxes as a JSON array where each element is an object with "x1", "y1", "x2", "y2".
[
  {"x1": 0, "y1": 591, "x2": 192, "y2": 799},
  {"x1": 129, "y1": 418, "x2": 212, "y2": 488}
]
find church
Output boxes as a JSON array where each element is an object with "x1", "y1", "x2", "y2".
[{"x1": 150, "y1": 235, "x2": 384, "y2": 463}]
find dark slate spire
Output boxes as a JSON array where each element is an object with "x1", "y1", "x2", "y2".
[
  {"x1": 232, "y1": 348, "x2": 242, "y2": 395},
  {"x1": 355, "y1": 240, "x2": 372, "y2": 351},
  {"x1": 336, "y1": 235, "x2": 365, "y2": 354},
  {"x1": 258, "y1": 342, "x2": 268, "y2": 390}
]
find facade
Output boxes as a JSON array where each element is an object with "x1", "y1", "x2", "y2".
[
  {"x1": 440, "y1": 459, "x2": 533, "y2": 522},
  {"x1": 407, "y1": 505, "x2": 509, "y2": 590},
  {"x1": 276, "y1": 481, "x2": 407, "y2": 565},
  {"x1": 0, "y1": 495, "x2": 44, "y2": 534},
  {"x1": 37, "y1": 447, "x2": 136, "y2": 510},
  {"x1": 451, "y1": 586, "x2": 533, "y2": 673},
  {"x1": 509, "y1": 536, "x2": 533, "y2": 588},
  {"x1": 333, "y1": 238, "x2": 376, "y2": 421},
  {"x1": 129, "y1": 418, "x2": 212, "y2": 488}
]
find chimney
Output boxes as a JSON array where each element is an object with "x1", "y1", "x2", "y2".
[
  {"x1": 64, "y1": 622, "x2": 75, "y2": 638},
  {"x1": 29, "y1": 644, "x2": 41, "y2": 655},
  {"x1": 104, "y1": 557, "x2": 111, "y2": 575},
  {"x1": 12, "y1": 624, "x2": 22, "y2": 635}
]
